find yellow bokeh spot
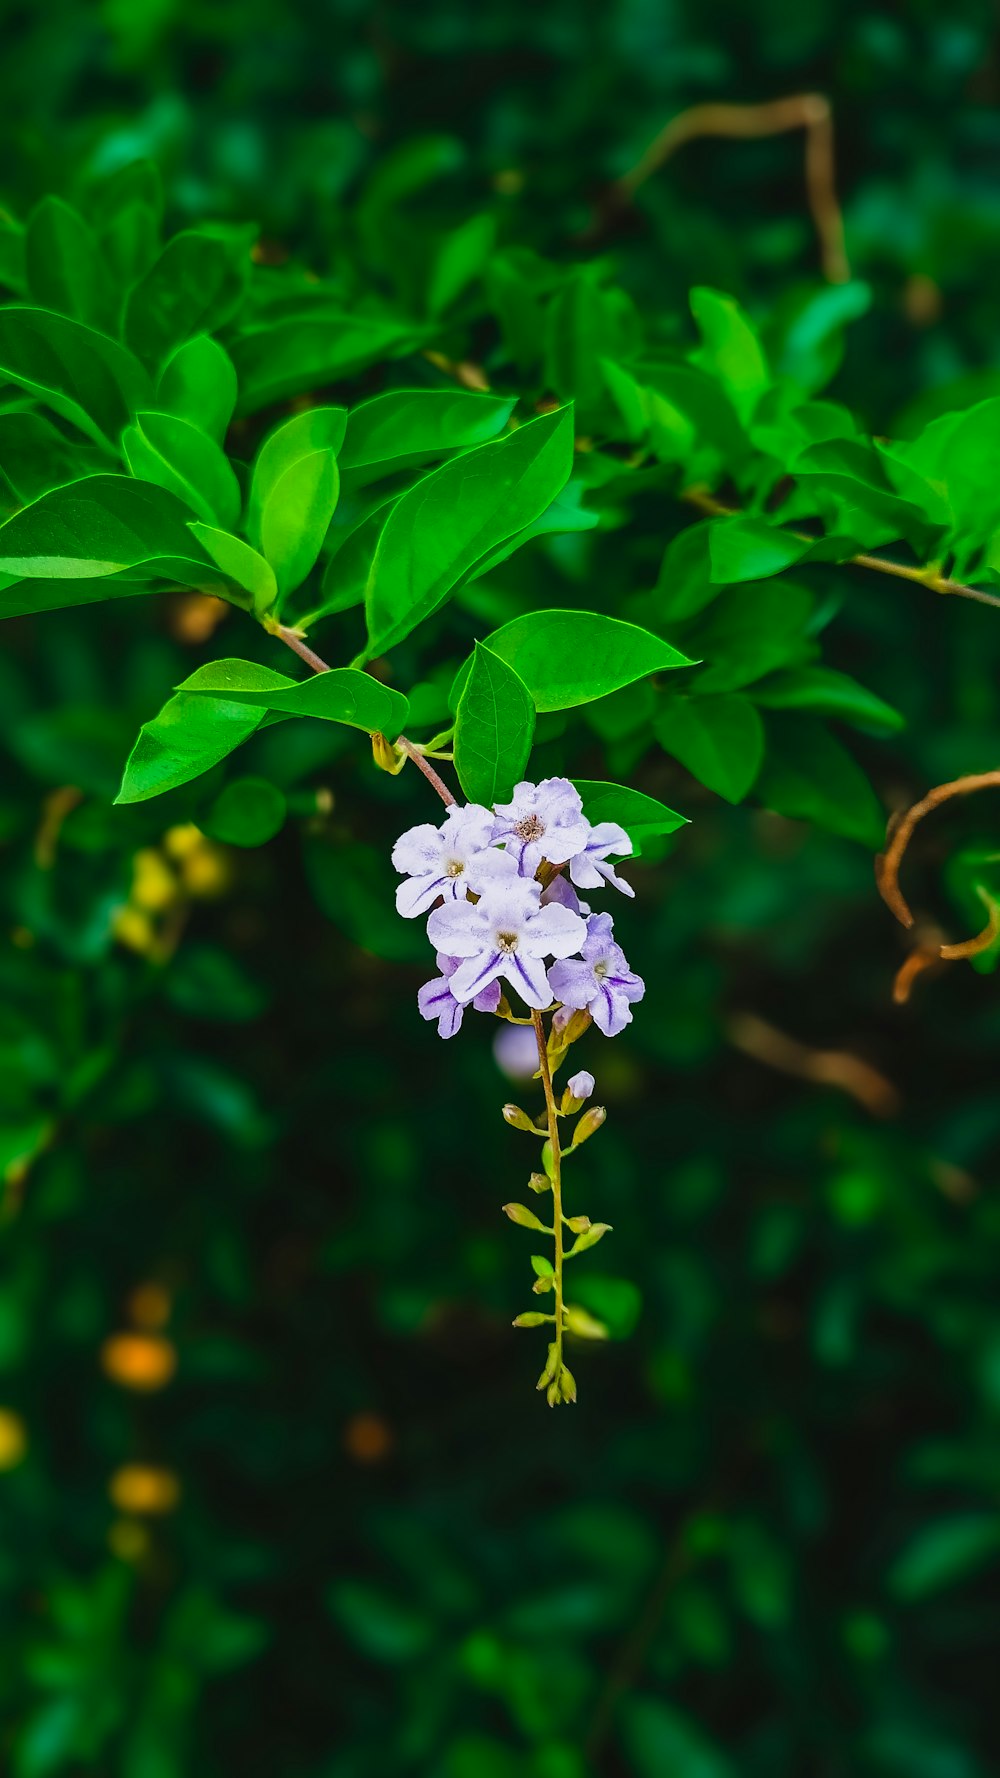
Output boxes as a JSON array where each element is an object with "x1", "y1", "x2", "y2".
[
  {"x1": 163, "y1": 823, "x2": 204, "y2": 860},
  {"x1": 109, "y1": 1465, "x2": 180, "y2": 1515},
  {"x1": 127, "y1": 1282, "x2": 171, "y2": 1330},
  {"x1": 112, "y1": 905, "x2": 157, "y2": 955},
  {"x1": 101, "y1": 1332, "x2": 177, "y2": 1392},
  {"x1": 108, "y1": 1517, "x2": 151, "y2": 1561},
  {"x1": 0, "y1": 1409, "x2": 27, "y2": 1469},
  {"x1": 178, "y1": 842, "x2": 231, "y2": 899},
  {"x1": 131, "y1": 848, "x2": 178, "y2": 913}
]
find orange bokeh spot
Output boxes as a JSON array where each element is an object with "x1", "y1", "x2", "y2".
[
  {"x1": 343, "y1": 1411, "x2": 393, "y2": 1463},
  {"x1": 101, "y1": 1333, "x2": 177, "y2": 1392},
  {"x1": 109, "y1": 1466, "x2": 180, "y2": 1515}
]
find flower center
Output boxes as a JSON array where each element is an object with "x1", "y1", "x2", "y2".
[
  {"x1": 593, "y1": 959, "x2": 609, "y2": 980},
  {"x1": 515, "y1": 814, "x2": 545, "y2": 841},
  {"x1": 496, "y1": 930, "x2": 519, "y2": 954},
  {"x1": 444, "y1": 858, "x2": 464, "y2": 877}
]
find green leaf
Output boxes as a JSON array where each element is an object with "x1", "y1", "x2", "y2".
[
  {"x1": 122, "y1": 410, "x2": 242, "y2": 529},
  {"x1": 124, "y1": 226, "x2": 253, "y2": 366},
  {"x1": 0, "y1": 575, "x2": 154, "y2": 619},
  {"x1": 622, "y1": 1696, "x2": 735, "y2": 1778},
  {"x1": 260, "y1": 452, "x2": 340, "y2": 597},
  {"x1": 571, "y1": 781, "x2": 688, "y2": 854},
  {"x1": 339, "y1": 388, "x2": 515, "y2": 485},
  {"x1": 708, "y1": 516, "x2": 811, "y2": 583},
  {"x1": 0, "y1": 410, "x2": 106, "y2": 505},
  {"x1": 0, "y1": 307, "x2": 151, "y2": 449},
  {"x1": 201, "y1": 776, "x2": 287, "y2": 847},
  {"x1": 687, "y1": 580, "x2": 814, "y2": 694},
  {"x1": 756, "y1": 713, "x2": 885, "y2": 847},
  {"x1": 545, "y1": 271, "x2": 641, "y2": 415},
  {"x1": 248, "y1": 407, "x2": 346, "y2": 537},
  {"x1": 186, "y1": 525, "x2": 277, "y2": 614},
  {"x1": 25, "y1": 196, "x2": 114, "y2": 330},
  {"x1": 890, "y1": 1515, "x2": 1000, "y2": 1602},
  {"x1": 464, "y1": 481, "x2": 598, "y2": 583},
  {"x1": 454, "y1": 610, "x2": 691, "y2": 712},
  {"x1": 655, "y1": 693, "x2": 764, "y2": 803},
  {"x1": 364, "y1": 407, "x2": 574, "y2": 656},
  {"x1": 178, "y1": 659, "x2": 408, "y2": 739},
  {"x1": 231, "y1": 312, "x2": 424, "y2": 414},
  {"x1": 0, "y1": 474, "x2": 207, "y2": 579},
  {"x1": 156, "y1": 334, "x2": 238, "y2": 443},
  {"x1": 752, "y1": 667, "x2": 905, "y2": 734},
  {"x1": 454, "y1": 642, "x2": 535, "y2": 804},
  {"x1": 690, "y1": 286, "x2": 770, "y2": 422},
  {"x1": 426, "y1": 211, "x2": 495, "y2": 316},
  {"x1": 116, "y1": 693, "x2": 266, "y2": 803}
]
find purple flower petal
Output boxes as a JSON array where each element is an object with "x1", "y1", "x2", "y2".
[
  {"x1": 502, "y1": 950, "x2": 552, "y2": 1009},
  {"x1": 450, "y1": 950, "x2": 505, "y2": 1005},
  {"x1": 426, "y1": 899, "x2": 489, "y2": 957}
]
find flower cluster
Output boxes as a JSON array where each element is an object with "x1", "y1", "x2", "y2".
[{"x1": 392, "y1": 778, "x2": 645, "y2": 1038}]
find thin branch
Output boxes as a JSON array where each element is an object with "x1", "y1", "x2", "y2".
[
  {"x1": 589, "y1": 94, "x2": 849, "y2": 282},
  {"x1": 271, "y1": 624, "x2": 456, "y2": 807},
  {"x1": 727, "y1": 1011, "x2": 900, "y2": 1117},
  {"x1": 875, "y1": 773, "x2": 1000, "y2": 1002},
  {"x1": 532, "y1": 1009, "x2": 564, "y2": 1392},
  {"x1": 680, "y1": 487, "x2": 1000, "y2": 611}
]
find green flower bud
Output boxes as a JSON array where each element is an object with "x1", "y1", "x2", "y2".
[
  {"x1": 502, "y1": 1104, "x2": 539, "y2": 1133},
  {"x1": 371, "y1": 731, "x2": 407, "y2": 775},
  {"x1": 527, "y1": 1172, "x2": 551, "y2": 1194},
  {"x1": 567, "y1": 1222, "x2": 612, "y2": 1257},
  {"x1": 503, "y1": 1203, "x2": 550, "y2": 1231},
  {"x1": 572, "y1": 1105, "x2": 606, "y2": 1147},
  {"x1": 513, "y1": 1311, "x2": 551, "y2": 1328},
  {"x1": 563, "y1": 1304, "x2": 609, "y2": 1339}
]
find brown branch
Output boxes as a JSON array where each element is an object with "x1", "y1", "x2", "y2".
[
  {"x1": 271, "y1": 625, "x2": 456, "y2": 807},
  {"x1": 875, "y1": 773, "x2": 1000, "y2": 1001},
  {"x1": 590, "y1": 95, "x2": 849, "y2": 282},
  {"x1": 727, "y1": 1012, "x2": 900, "y2": 1117},
  {"x1": 680, "y1": 487, "x2": 1000, "y2": 611}
]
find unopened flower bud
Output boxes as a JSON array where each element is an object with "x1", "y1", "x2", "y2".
[
  {"x1": 559, "y1": 1365, "x2": 577, "y2": 1403},
  {"x1": 371, "y1": 731, "x2": 407, "y2": 775},
  {"x1": 563, "y1": 1304, "x2": 609, "y2": 1339},
  {"x1": 536, "y1": 1342, "x2": 559, "y2": 1391},
  {"x1": 546, "y1": 1377, "x2": 560, "y2": 1407},
  {"x1": 567, "y1": 1221, "x2": 612, "y2": 1256},
  {"x1": 565, "y1": 1214, "x2": 591, "y2": 1234},
  {"x1": 502, "y1": 1103, "x2": 538, "y2": 1133},
  {"x1": 513, "y1": 1311, "x2": 550, "y2": 1328},
  {"x1": 527, "y1": 1172, "x2": 551, "y2": 1194},
  {"x1": 572, "y1": 1105, "x2": 606, "y2": 1147},
  {"x1": 503, "y1": 1203, "x2": 549, "y2": 1232},
  {"x1": 568, "y1": 1071, "x2": 595, "y2": 1102}
]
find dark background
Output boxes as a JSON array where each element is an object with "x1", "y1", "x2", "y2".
[{"x1": 3, "y1": 2, "x2": 1000, "y2": 1774}]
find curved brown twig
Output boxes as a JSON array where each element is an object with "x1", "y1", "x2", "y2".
[
  {"x1": 586, "y1": 94, "x2": 849, "y2": 282},
  {"x1": 876, "y1": 772, "x2": 1000, "y2": 1001}
]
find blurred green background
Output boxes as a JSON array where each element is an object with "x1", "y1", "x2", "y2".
[{"x1": 4, "y1": 1, "x2": 1000, "y2": 1774}]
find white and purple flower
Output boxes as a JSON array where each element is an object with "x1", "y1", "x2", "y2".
[
  {"x1": 547, "y1": 911, "x2": 645, "y2": 1037},
  {"x1": 417, "y1": 951, "x2": 501, "y2": 1039},
  {"x1": 427, "y1": 875, "x2": 586, "y2": 1010},
  {"x1": 491, "y1": 778, "x2": 592, "y2": 878},
  {"x1": 568, "y1": 822, "x2": 634, "y2": 898},
  {"x1": 392, "y1": 803, "x2": 509, "y2": 918}
]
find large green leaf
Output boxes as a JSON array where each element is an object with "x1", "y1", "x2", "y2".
[
  {"x1": 690, "y1": 286, "x2": 770, "y2": 422},
  {"x1": 339, "y1": 388, "x2": 515, "y2": 485},
  {"x1": 178, "y1": 659, "x2": 408, "y2": 738},
  {"x1": 453, "y1": 609, "x2": 691, "y2": 712},
  {"x1": 122, "y1": 411, "x2": 242, "y2": 529},
  {"x1": 756, "y1": 713, "x2": 885, "y2": 847},
  {"x1": 0, "y1": 575, "x2": 154, "y2": 619},
  {"x1": 125, "y1": 227, "x2": 253, "y2": 366},
  {"x1": 260, "y1": 448, "x2": 341, "y2": 595},
  {"x1": 752, "y1": 667, "x2": 904, "y2": 734},
  {"x1": 708, "y1": 516, "x2": 811, "y2": 583},
  {"x1": 0, "y1": 307, "x2": 151, "y2": 448},
  {"x1": 0, "y1": 474, "x2": 208, "y2": 579},
  {"x1": 116, "y1": 693, "x2": 266, "y2": 803},
  {"x1": 0, "y1": 410, "x2": 106, "y2": 505},
  {"x1": 231, "y1": 313, "x2": 425, "y2": 414},
  {"x1": 186, "y1": 525, "x2": 277, "y2": 614},
  {"x1": 655, "y1": 692, "x2": 764, "y2": 803},
  {"x1": 571, "y1": 781, "x2": 688, "y2": 854},
  {"x1": 454, "y1": 642, "x2": 535, "y2": 804},
  {"x1": 25, "y1": 196, "x2": 115, "y2": 331},
  {"x1": 364, "y1": 407, "x2": 574, "y2": 656},
  {"x1": 156, "y1": 334, "x2": 238, "y2": 444}
]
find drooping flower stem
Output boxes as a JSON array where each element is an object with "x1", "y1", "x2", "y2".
[
  {"x1": 532, "y1": 1007, "x2": 564, "y2": 1380},
  {"x1": 271, "y1": 623, "x2": 455, "y2": 807}
]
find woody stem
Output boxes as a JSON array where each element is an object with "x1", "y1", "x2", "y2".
[{"x1": 532, "y1": 1008, "x2": 564, "y2": 1380}]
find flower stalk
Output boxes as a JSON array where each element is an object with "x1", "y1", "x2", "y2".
[{"x1": 532, "y1": 1008, "x2": 565, "y2": 1402}]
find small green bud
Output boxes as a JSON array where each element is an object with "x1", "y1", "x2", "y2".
[
  {"x1": 559, "y1": 1365, "x2": 577, "y2": 1404},
  {"x1": 567, "y1": 1222, "x2": 612, "y2": 1258},
  {"x1": 532, "y1": 1273, "x2": 555, "y2": 1294},
  {"x1": 371, "y1": 731, "x2": 407, "y2": 775},
  {"x1": 565, "y1": 1214, "x2": 591, "y2": 1234},
  {"x1": 536, "y1": 1342, "x2": 559, "y2": 1390},
  {"x1": 546, "y1": 1377, "x2": 561, "y2": 1407},
  {"x1": 563, "y1": 1303, "x2": 609, "y2": 1339},
  {"x1": 513, "y1": 1311, "x2": 551, "y2": 1328},
  {"x1": 572, "y1": 1105, "x2": 606, "y2": 1147},
  {"x1": 502, "y1": 1103, "x2": 539, "y2": 1133},
  {"x1": 503, "y1": 1202, "x2": 550, "y2": 1232},
  {"x1": 541, "y1": 1139, "x2": 555, "y2": 1179},
  {"x1": 528, "y1": 1172, "x2": 551, "y2": 1194}
]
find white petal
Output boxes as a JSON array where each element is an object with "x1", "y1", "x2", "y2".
[
  {"x1": 391, "y1": 823, "x2": 444, "y2": 876},
  {"x1": 521, "y1": 902, "x2": 587, "y2": 959},
  {"x1": 426, "y1": 899, "x2": 489, "y2": 956},
  {"x1": 450, "y1": 950, "x2": 504, "y2": 1004},
  {"x1": 396, "y1": 873, "x2": 448, "y2": 918},
  {"x1": 501, "y1": 951, "x2": 552, "y2": 1009}
]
